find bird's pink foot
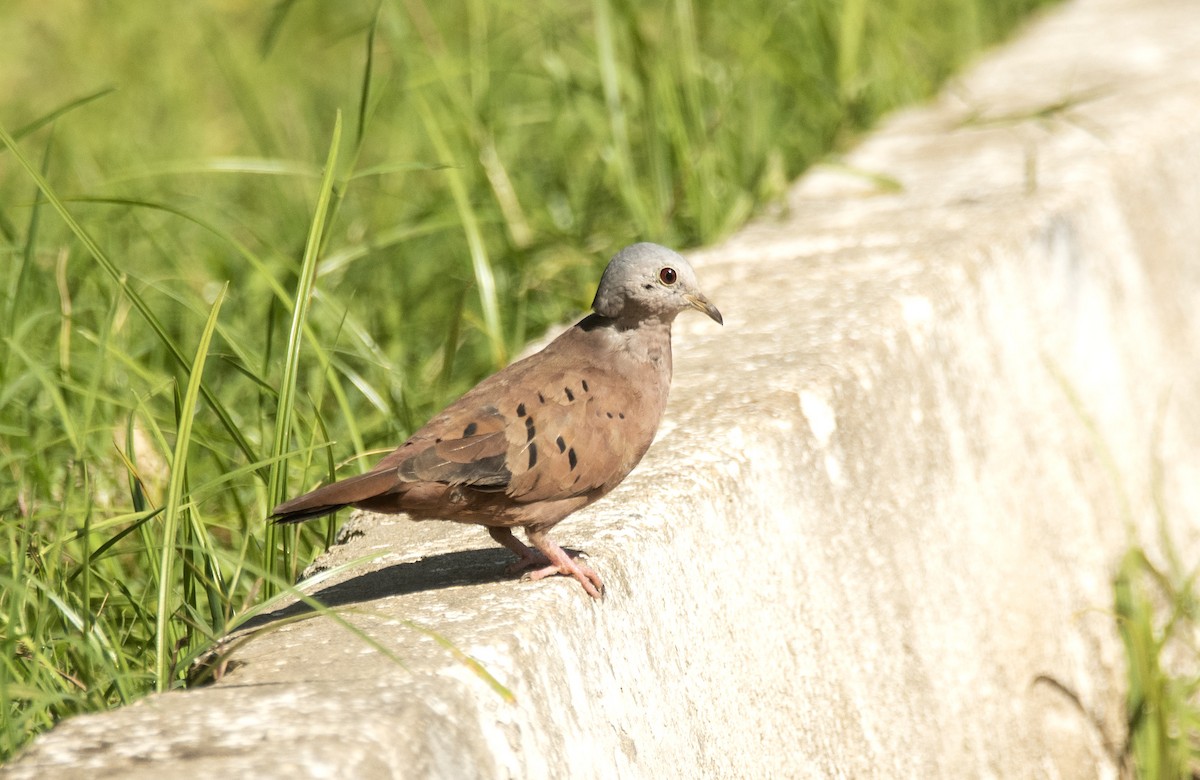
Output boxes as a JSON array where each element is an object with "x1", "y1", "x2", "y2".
[
  {"x1": 488, "y1": 526, "x2": 604, "y2": 598},
  {"x1": 525, "y1": 528, "x2": 604, "y2": 599},
  {"x1": 523, "y1": 557, "x2": 603, "y2": 599},
  {"x1": 503, "y1": 544, "x2": 601, "y2": 596}
]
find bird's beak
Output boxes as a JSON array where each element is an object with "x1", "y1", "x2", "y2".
[{"x1": 685, "y1": 293, "x2": 723, "y2": 325}]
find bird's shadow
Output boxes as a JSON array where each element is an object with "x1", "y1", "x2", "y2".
[
  {"x1": 236, "y1": 546, "x2": 549, "y2": 632},
  {"x1": 237, "y1": 549, "x2": 510, "y2": 631},
  {"x1": 191, "y1": 544, "x2": 591, "y2": 686}
]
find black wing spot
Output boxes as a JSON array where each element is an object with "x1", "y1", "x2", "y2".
[
  {"x1": 463, "y1": 422, "x2": 478, "y2": 437},
  {"x1": 435, "y1": 437, "x2": 443, "y2": 443},
  {"x1": 525, "y1": 416, "x2": 536, "y2": 442},
  {"x1": 556, "y1": 436, "x2": 566, "y2": 452},
  {"x1": 618, "y1": 412, "x2": 625, "y2": 419},
  {"x1": 537, "y1": 391, "x2": 546, "y2": 404},
  {"x1": 516, "y1": 402, "x2": 527, "y2": 417},
  {"x1": 528, "y1": 442, "x2": 539, "y2": 469},
  {"x1": 568, "y1": 448, "x2": 577, "y2": 470},
  {"x1": 564, "y1": 387, "x2": 575, "y2": 402},
  {"x1": 606, "y1": 411, "x2": 614, "y2": 419},
  {"x1": 581, "y1": 379, "x2": 590, "y2": 393}
]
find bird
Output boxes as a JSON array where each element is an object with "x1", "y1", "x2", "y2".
[{"x1": 272, "y1": 242, "x2": 722, "y2": 598}]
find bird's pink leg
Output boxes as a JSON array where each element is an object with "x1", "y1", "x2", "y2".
[{"x1": 487, "y1": 526, "x2": 548, "y2": 572}]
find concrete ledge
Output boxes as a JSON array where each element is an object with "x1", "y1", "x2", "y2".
[{"x1": 9, "y1": 0, "x2": 1200, "y2": 776}]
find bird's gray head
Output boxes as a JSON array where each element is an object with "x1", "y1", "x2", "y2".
[{"x1": 591, "y1": 243, "x2": 723, "y2": 326}]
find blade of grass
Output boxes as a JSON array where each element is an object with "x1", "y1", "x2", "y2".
[
  {"x1": 414, "y1": 92, "x2": 506, "y2": 367},
  {"x1": 2, "y1": 132, "x2": 51, "y2": 342},
  {"x1": 267, "y1": 111, "x2": 343, "y2": 591},
  {"x1": 356, "y1": 4, "x2": 382, "y2": 150},
  {"x1": 592, "y1": 0, "x2": 655, "y2": 238},
  {"x1": 155, "y1": 283, "x2": 226, "y2": 692},
  {"x1": 5, "y1": 338, "x2": 83, "y2": 455},
  {"x1": 406, "y1": 621, "x2": 515, "y2": 703},
  {"x1": 6, "y1": 86, "x2": 117, "y2": 146}
]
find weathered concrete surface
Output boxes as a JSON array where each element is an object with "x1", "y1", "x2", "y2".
[{"x1": 8, "y1": 0, "x2": 1200, "y2": 776}]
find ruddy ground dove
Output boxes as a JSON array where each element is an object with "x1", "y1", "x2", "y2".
[{"x1": 272, "y1": 243, "x2": 722, "y2": 598}]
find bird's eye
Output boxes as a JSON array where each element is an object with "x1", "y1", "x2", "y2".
[{"x1": 659, "y1": 267, "x2": 678, "y2": 285}]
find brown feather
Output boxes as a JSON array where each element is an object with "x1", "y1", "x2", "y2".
[{"x1": 272, "y1": 469, "x2": 407, "y2": 523}]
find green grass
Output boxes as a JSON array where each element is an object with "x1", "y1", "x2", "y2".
[
  {"x1": 1116, "y1": 547, "x2": 1200, "y2": 779},
  {"x1": 1047, "y1": 359, "x2": 1200, "y2": 779},
  {"x1": 1, "y1": 0, "x2": 1055, "y2": 762},
  {"x1": 1115, "y1": 428, "x2": 1200, "y2": 779}
]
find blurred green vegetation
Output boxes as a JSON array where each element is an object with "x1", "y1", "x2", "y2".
[
  {"x1": 1, "y1": 0, "x2": 1056, "y2": 762},
  {"x1": 1117, "y1": 546, "x2": 1200, "y2": 780},
  {"x1": 1049, "y1": 361, "x2": 1200, "y2": 780}
]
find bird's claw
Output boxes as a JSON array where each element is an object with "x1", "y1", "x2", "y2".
[{"x1": 521, "y1": 558, "x2": 604, "y2": 599}]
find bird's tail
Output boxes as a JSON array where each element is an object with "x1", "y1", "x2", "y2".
[{"x1": 272, "y1": 469, "x2": 400, "y2": 524}]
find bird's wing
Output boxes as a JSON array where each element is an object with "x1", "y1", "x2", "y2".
[
  {"x1": 395, "y1": 405, "x2": 512, "y2": 490},
  {"x1": 391, "y1": 334, "x2": 660, "y2": 504},
  {"x1": 500, "y1": 364, "x2": 652, "y2": 503}
]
